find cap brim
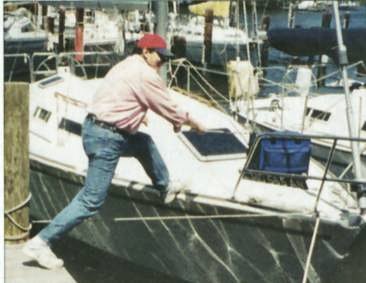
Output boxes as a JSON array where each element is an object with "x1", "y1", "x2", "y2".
[{"x1": 155, "y1": 48, "x2": 174, "y2": 59}]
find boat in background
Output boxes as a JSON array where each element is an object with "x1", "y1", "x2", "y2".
[
  {"x1": 4, "y1": 8, "x2": 48, "y2": 80},
  {"x1": 296, "y1": 1, "x2": 360, "y2": 11},
  {"x1": 4, "y1": 7, "x2": 48, "y2": 53},
  {"x1": 171, "y1": 0, "x2": 257, "y2": 66}
]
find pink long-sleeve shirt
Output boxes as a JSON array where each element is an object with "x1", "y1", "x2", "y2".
[{"x1": 89, "y1": 54, "x2": 189, "y2": 133}]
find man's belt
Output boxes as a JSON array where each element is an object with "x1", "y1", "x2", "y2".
[{"x1": 86, "y1": 113, "x2": 129, "y2": 135}]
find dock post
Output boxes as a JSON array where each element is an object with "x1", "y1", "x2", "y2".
[
  {"x1": 4, "y1": 83, "x2": 30, "y2": 243},
  {"x1": 288, "y1": 2, "x2": 295, "y2": 28},
  {"x1": 41, "y1": 4, "x2": 47, "y2": 30},
  {"x1": 75, "y1": 8, "x2": 85, "y2": 62},
  {"x1": 317, "y1": 11, "x2": 332, "y2": 87},
  {"x1": 47, "y1": 6, "x2": 55, "y2": 35},
  {"x1": 342, "y1": 12, "x2": 351, "y2": 29},
  {"x1": 203, "y1": 9, "x2": 214, "y2": 66},
  {"x1": 58, "y1": 8, "x2": 66, "y2": 52},
  {"x1": 152, "y1": 1, "x2": 169, "y2": 82},
  {"x1": 260, "y1": 15, "x2": 271, "y2": 76}
]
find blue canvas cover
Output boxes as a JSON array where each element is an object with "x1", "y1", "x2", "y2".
[{"x1": 248, "y1": 132, "x2": 311, "y2": 174}]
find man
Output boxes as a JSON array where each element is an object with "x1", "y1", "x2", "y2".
[{"x1": 23, "y1": 33, "x2": 206, "y2": 269}]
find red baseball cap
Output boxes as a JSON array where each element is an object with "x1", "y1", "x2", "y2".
[{"x1": 137, "y1": 33, "x2": 174, "y2": 59}]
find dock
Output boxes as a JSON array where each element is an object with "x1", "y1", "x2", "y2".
[{"x1": 5, "y1": 244, "x2": 76, "y2": 283}]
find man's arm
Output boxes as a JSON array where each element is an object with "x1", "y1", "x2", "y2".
[{"x1": 141, "y1": 75, "x2": 206, "y2": 133}]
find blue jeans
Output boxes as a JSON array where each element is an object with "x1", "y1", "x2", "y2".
[{"x1": 39, "y1": 118, "x2": 169, "y2": 244}]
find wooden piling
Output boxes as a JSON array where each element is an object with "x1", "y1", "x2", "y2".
[
  {"x1": 343, "y1": 12, "x2": 351, "y2": 29},
  {"x1": 203, "y1": 9, "x2": 214, "y2": 65},
  {"x1": 260, "y1": 16, "x2": 271, "y2": 75},
  {"x1": 288, "y1": 3, "x2": 295, "y2": 28},
  {"x1": 4, "y1": 83, "x2": 30, "y2": 243},
  {"x1": 58, "y1": 8, "x2": 66, "y2": 52},
  {"x1": 47, "y1": 16, "x2": 55, "y2": 34},
  {"x1": 321, "y1": 11, "x2": 332, "y2": 28},
  {"x1": 41, "y1": 5, "x2": 47, "y2": 30},
  {"x1": 75, "y1": 8, "x2": 85, "y2": 62},
  {"x1": 317, "y1": 11, "x2": 332, "y2": 87}
]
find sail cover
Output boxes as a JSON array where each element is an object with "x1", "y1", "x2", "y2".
[
  {"x1": 267, "y1": 27, "x2": 366, "y2": 64},
  {"x1": 189, "y1": 1, "x2": 230, "y2": 18}
]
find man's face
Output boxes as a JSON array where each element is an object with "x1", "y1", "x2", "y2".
[{"x1": 143, "y1": 48, "x2": 165, "y2": 70}]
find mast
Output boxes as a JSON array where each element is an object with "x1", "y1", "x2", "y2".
[
  {"x1": 332, "y1": 1, "x2": 366, "y2": 213},
  {"x1": 152, "y1": 0, "x2": 169, "y2": 82},
  {"x1": 242, "y1": 0, "x2": 250, "y2": 62}
]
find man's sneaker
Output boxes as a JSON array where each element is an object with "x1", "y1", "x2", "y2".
[
  {"x1": 22, "y1": 235, "x2": 64, "y2": 269},
  {"x1": 162, "y1": 180, "x2": 188, "y2": 204}
]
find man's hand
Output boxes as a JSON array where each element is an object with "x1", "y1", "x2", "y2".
[{"x1": 188, "y1": 117, "x2": 206, "y2": 134}]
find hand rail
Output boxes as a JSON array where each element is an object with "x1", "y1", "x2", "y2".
[
  {"x1": 232, "y1": 132, "x2": 366, "y2": 212},
  {"x1": 5, "y1": 50, "x2": 120, "y2": 82}
]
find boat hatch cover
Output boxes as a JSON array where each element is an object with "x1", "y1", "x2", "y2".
[{"x1": 179, "y1": 128, "x2": 247, "y2": 162}]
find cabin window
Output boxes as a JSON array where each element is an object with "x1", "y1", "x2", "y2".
[
  {"x1": 179, "y1": 128, "x2": 247, "y2": 162},
  {"x1": 33, "y1": 107, "x2": 51, "y2": 122},
  {"x1": 362, "y1": 121, "x2": 366, "y2": 132},
  {"x1": 38, "y1": 76, "x2": 64, "y2": 88},
  {"x1": 311, "y1": 109, "x2": 331, "y2": 121},
  {"x1": 58, "y1": 118, "x2": 82, "y2": 136}
]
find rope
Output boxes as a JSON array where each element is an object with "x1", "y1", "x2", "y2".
[
  {"x1": 302, "y1": 215, "x2": 321, "y2": 283},
  {"x1": 5, "y1": 193, "x2": 32, "y2": 215},
  {"x1": 4, "y1": 193, "x2": 33, "y2": 241},
  {"x1": 114, "y1": 212, "x2": 309, "y2": 222}
]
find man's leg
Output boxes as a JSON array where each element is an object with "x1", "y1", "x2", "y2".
[
  {"x1": 38, "y1": 154, "x2": 119, "y2": 243},
  {"x1": 124, "y1": 132, "x2": 169, "y2": 191},
  {"x1": 23, "y1": 119, "x2": 124, "y2": 269}
]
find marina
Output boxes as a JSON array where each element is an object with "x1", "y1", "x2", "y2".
[{"x1": 3, "y1": 1, "x2": 366, "y2": 283}]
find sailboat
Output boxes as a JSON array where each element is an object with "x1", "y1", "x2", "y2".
[
  {"x1": 27, "y1": 55, "x2": 365, "y2": 282},
  {"x1": 172, "y1": 0, "x2": 254, "y2": 66}
]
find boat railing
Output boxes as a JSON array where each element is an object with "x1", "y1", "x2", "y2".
[
  {"x1": 233, "y1": 132, "x2": 366, "y2": 213},
  {"x1": 169, "y1": 58, "x2": 231, "y2": 113},
  {"x1": 5, "y1": 50, "x2": 120, "y2": 82}
]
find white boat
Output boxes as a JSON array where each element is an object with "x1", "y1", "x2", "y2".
[
  {"x1": 4, "y1": 9, "x2": 48, "y2": 53},
  {"x1": 28, "y1": 65, "x2": 365, "y2": 282},
  {"x1": 296, "y1": 1, "x2": 332, "y2": 11},
  {"x1": 174, "y1": 16, "x2": 252, "y2": 66},
  {"x1": 49, "y1": 9, "x2": 125, "y2": 52},
  {"x1": 296, "y1": 0, "x2": 359, "y2": 11}
]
